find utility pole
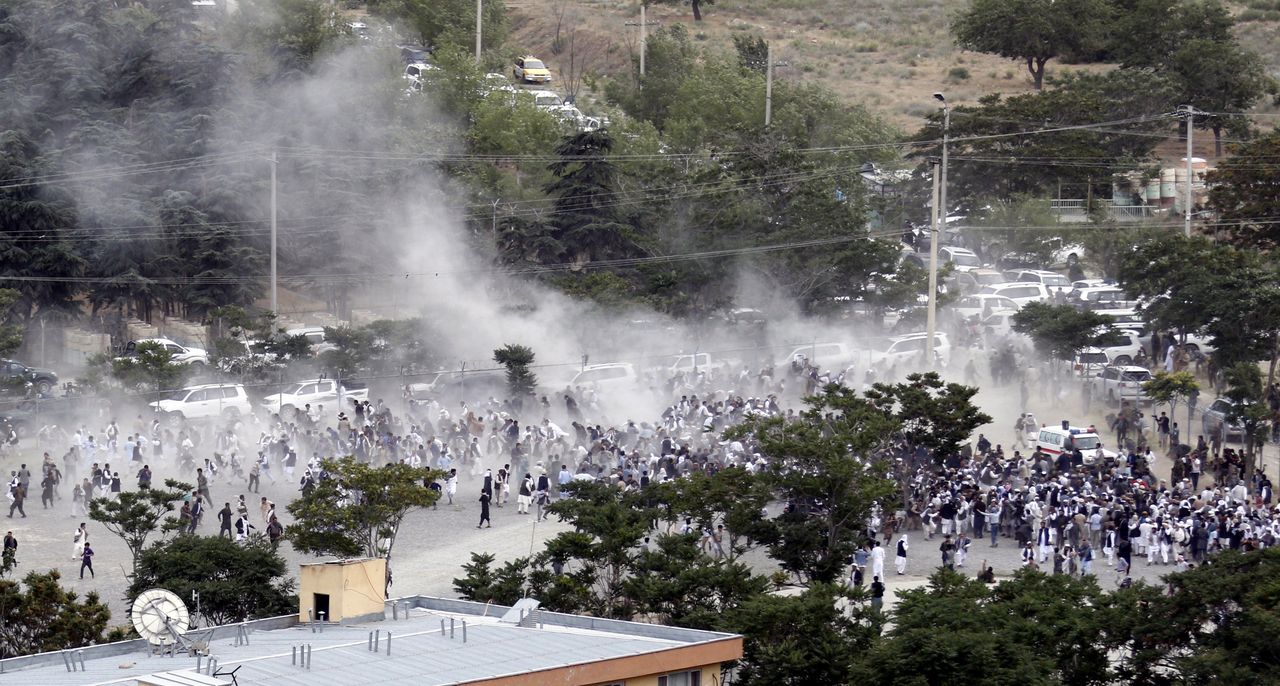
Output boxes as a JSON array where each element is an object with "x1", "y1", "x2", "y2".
[
  {"x1": 1179, "y1": 105, "x2": 1197, "y2": 237},
  {"x1": 269, "y1": 150, "x2": 278, "y2": 315},
  {"x1": 475, "y1": 0, "x2": 483, "y2": 63},
  {"x1": 625, "y1": 8, "x2": 659, "y2": 77},
  {"x1": 933, "y1": 93, "x2": 950, "y2": 240},
  {"x1": 926, "y1": 158, "x2": 941, "y2": 370},
  {"x1": 765, "y1": 42, "x2": 773, "y2": 127},
  {"x1": 640, "y1": 3, "x2": 646, "y2": 76}
]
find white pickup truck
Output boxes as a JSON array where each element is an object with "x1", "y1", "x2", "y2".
[{"x1": 262, "y1": 379, "x2": 368, "y2": 417}]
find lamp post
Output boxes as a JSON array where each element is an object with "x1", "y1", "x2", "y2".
[{"x1": 926, "y1": 93, "x2": 950, "y2": 369}]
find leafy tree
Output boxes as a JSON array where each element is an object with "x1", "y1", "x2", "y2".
[
  {"x1": 1119, "y1": 237, "x2": 1280, "y2": 373},
  {"x1": 1167, "y1": 39, "x2": 1276, "y2": 157},
  {"x1": 625, "y1": 533, "x2": 768, "y2": 630},
  {"x1": 110, "y1": 341, "x2": 191, "y2": 392},
  {"x1": 1011, "y1": 302, "x2": 1124, "y2": 363},
  {"x1": 1106, "y1": 0, "x2": 1234, "y2": 68},
  {"x1": 854, "y1": 568, "x2": 1113, "y2": 684},
  {"x1": 912, "y1": 69, "x2": 1176, "y2": 202},
  {"x1": 285, "y1": 457, "x2": 442, "y2": 561},
  {"x1": 230, "y1": 0, "x2": 349, "y2": 72},
  {"x1": 536, "y1": 479, "x2": 656, "y2": 619},
  {"x1": 128, "y1": 534, "x2": 296, "y2": 626},
  {"x1": 727, "y1": 384, "x2": 899, "y2": 584},
  {"x1": 543, "y1": 129, "x2": 642, "y2": 265},
  {"x1": 1208, "y1": 129, "x2": 1280, "y2": 250},
  {"x1": 0, "y1": 571, "x2": 111, "y2": 659},
  {"x1": 604, "y1": 25, "x2": 699, "y2": 129},
  {"x1": 1142, "y1": 370, "x2": 1200, "y2": 434},
  {"x1": 0, "y1": 289, "x2": 24, "y2": 358},
  {"x1": 1221, "y1": 362, "x2": 1271, "y2": 479},
  {"x1": 318, "y1": 326, "x2": 376, "y2": 380},
  {"x1": 733, "y1": 34, "x2": 769, "y2": 74},
  {"x1": 731, "y1": 583, "x2": 879, "y2": 686},
  {"x1": 1146, "y1": 548, "x2": 1280, "y2": 683},
  {"x1": 951, "y1": 0, "x2": 1112, "y2": 89},
  {"x1": 452, "y1": 552, "x2": 529, "y2": 605},
  {"x1": 88, "y1": 479, "x2": 192, "y2": 576},
  {"x1": 650, "y1": 466, "x2": 773, "y2": 560},
  {"x1": 493, "y1": 343, "x2": 537, "y2": 398},
  {"x1": 368, "y1": 0, "x2": 507, "y2": 54}
]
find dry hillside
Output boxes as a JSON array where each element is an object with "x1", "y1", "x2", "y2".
[{"x1": 505, "y1": 0, "x2": 1280, "y2": 135}]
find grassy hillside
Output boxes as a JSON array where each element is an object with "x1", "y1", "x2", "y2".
[{"x1": 505, "y1": 0, "x2": 1280, "y2": 133}]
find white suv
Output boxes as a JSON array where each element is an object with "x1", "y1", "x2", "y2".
[
  {"x1": 150, "y1": 383, "x2": 253, "y2": 421},
  {"x1": 868, "y1": 332, "x2": 951, "y2": 368},
  {"x1": 978, "y1": 283, "x2": 1051, "y2": 307},
  {"x1": 123, "y1": 338, "x2": 209, "y2": 367},
  {"x1": 1092, "y1": 365, "x2": 1152, "y2": 405}
]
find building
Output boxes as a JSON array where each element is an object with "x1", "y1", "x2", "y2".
[{"x1": 0, "y1": 559, "x2": 742, "y2": 686}]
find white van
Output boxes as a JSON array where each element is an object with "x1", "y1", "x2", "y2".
[
  {"x1": 1034, "y1": 424, "x2": 1117, "y2": 465},
  {"x1": 150, "y1": 383, "x2": 253, "y2": 422},
  {"x1": 570, "y1": 363, "x2": 638, "y2": 390},
  {"x1": 978, "y1": 282, "x2": 1051, "y2": 307}
]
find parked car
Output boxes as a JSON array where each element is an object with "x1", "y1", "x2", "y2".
[
  {"x1": 866, "y1": 332, "x2": 951, "y2": 368},
  {"x1": 951, "y1": 294, "x2": 1020, "y2": 320},
  {"x1": 1004, "y1": 269, "x2": 1072, "y2": 294},
  {"x1": 570, "y1": 363, "x2": 638, "y2": 390},
  {"x1": 0, "y1": 359, "x2": 57, "y2": 395},
  {"x1": 399, "y1": 45, "x2": 431, "y2": 64},
  {"x1": 1201, "y1": 397, "x2": 1245, "y2": 440},
  {"x1": 149, "y1": 383, "x2": 252, "y2": 422},
  {"x1": 513, "y1": 56, "x2": 552, "y2": 83},
  {"x1": 1071, "y1": 286, "x2": 1130, "y2": 310},
  {"x1": 939, "y1": 246, "x2": 982, "y2": 272},
  {"x1": 404, "y1": 62, "x2": 439, "y2": 81},
  {"x1": 1096, "y1": 329, "x2": 1145, "y2": 366},
  {"x1": 285, "y1": 327, "x2": 336, "y2": 355},
  {"x1": 262, "y1": 379, "x2": 369, "y2": 416},
  {"x1": 1092, "y1": 365, "x2": 1152, "y2": 405},
  {"x1": 978, "y1": 282, "x2": 1052, "y2": 307},
  {"x1": 781, "y1": 343, "x2": 858, "y2": 373},
  {"x1": 120, "y1": 338, "x2": 209, "y2": 367},
  {"x1": 1071, "y1": 347, "x2": 1110, "y2": 378}
]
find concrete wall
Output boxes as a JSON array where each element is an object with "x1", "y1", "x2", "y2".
[{"x1": 298, "y1": 558, "x2": 387, "y2": 623}]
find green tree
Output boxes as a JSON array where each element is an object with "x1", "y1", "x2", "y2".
[
  {"x1": 951, "y1": 0, "x2": 1111, "y2": 89},
  {"x1": 452, "y1": 552, "x2": 529, "y2": 605},
  {"x1": 624, "y1": 533, "x2": 768, "y2": 630},
  {"x1": 854, "y1": 568, "x2": 1113, "y2": 684},
  {"x1": 128, "y1": 534, "x2": 296, "y2": 625},
  {"x1": 1145, "y1": 548, "x2": 1280, "y2": 683},
  {"x1": 111, "y1": 341, "x2": 191, "y2": 392},
  {"x1": 0, "y1": 571, "x2": 111, "y2": 659},
  {"x1": 1011, "y1": 302, "x2": 1123, "y2": 363},
  {"x1": 368, "y1": 0, "x2": 507, "y2": 54},
  {"x1": 733, "y1": 34, "x2": 769, "y2": 74},
  {"x1": 543, "y1": 129, "x2": 641, "y2": 264},
  {"x1": 912, "y1": 69, "x2": 1176, "y2": 201},
  {"x1": 650, "y1": 466, "x2": 773, "y2": 560},
  {"x1": 1142, "y1": 370, "x2": 1200, "y2": 435},
  {"x1": 493, "y1": 343, "x2": 537, "y2": 398},
  {"x1": 1167, "y1": 39, "x2": 1276, "y2": 157},
  {"x1": 230, "y1": 0, "x2": 348, "y2": 72},
  {"x1": 1106, "y1": 0, "x2": 1234, "y2": 68},
  {"x1": 1221, "y1": 362, "x2": 1271, "y2": 479},
  {"x1": 88, "y1": 479, "x2": 192, "y2": 576},
  {"x1": 285, "y1": 457, "x2": 442, "y2": 561},
  {"x1": 317, "y1": 326, "x2": 375, "y2": 380},
  {"x1": 731, "y1": 583, "x2": 879, "y2": 686},
  {"x1": 1208, "y1": 129, "x2": 1280, "y2": 250},
  {"x1": 0, "y1": 289, "x2": 24, "y2": 358},
  {"x1": 728, "y1": 385, "x2": 900, "y2": 584}
]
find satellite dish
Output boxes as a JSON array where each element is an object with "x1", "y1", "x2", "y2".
[{"x1": 131, "y1": 589, "x2": 191, "y2": 646}]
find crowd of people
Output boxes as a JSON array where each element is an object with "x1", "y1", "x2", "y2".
[{"x1": 1, "y1": 350, "x2": 1276, "y2": 599}]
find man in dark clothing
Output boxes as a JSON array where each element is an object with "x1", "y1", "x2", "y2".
[
  {"x1": 2, "y1": 531, "x2": 15, "y2": 570},
  {"x1": 218, "y1": 503, "x2": 234, "y2": 538},
  {"x1": 870, "y1": 576, "x2": 885, "y2": 611},
  {"x1": 138, "y1": 465, "x2": 152, "y2": 490},
  {"x1": 477, "y1": 490, "x2": 491, "y2": 529},
  {"x1": 7, "y1": 484, "x2": 25, "y2": 518}
]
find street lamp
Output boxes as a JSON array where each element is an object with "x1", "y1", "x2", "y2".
[{"x1": 926, "y1": 93, "x2": 950, "y2": 370}]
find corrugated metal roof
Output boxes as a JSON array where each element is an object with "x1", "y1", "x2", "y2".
[{"x1": 0, "y1": 601, "x2": 738, "y2": 686}]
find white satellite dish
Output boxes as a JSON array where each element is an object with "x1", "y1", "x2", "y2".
[{"x1": 131, "y1": 589, "x2": 191, "y2": 646}]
